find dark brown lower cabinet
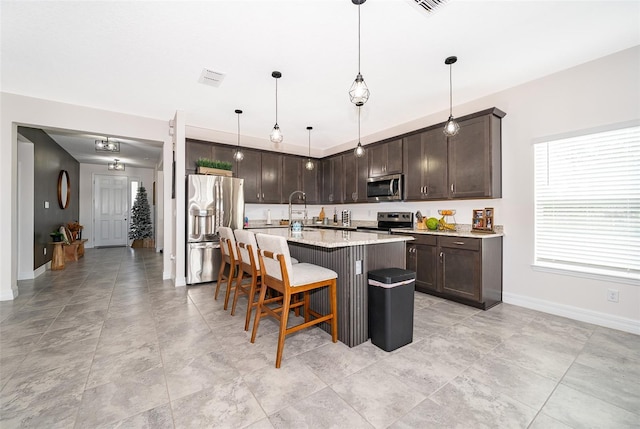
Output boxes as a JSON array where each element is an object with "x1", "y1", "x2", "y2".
[
  {"x1": 403, "y1": 233, "x2": 502, "y2": 310},
  {"x1": 406, "y1": 235, "x2": 438, "y2": 294}
]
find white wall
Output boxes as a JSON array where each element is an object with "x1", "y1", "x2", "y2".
[
  {"x1": 17, "y1": 141, "x2": 34, "y2": 280},
  {"x1": 0, "y1": 92, "x2": 172, "y2": 300},
  {"x1": 78, "y1": 164, "x2": 155, "y2": 249}
]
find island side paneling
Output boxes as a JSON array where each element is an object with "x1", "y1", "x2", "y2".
[{"x1": 289, "y1": 241, "x2": 406, "y2": 347}]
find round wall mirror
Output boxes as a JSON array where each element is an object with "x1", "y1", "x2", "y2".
[{"x1": 58, "y1": 170, "x2": 70, "y2": 209}]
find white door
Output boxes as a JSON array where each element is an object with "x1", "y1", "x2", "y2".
[{"x1": 94, "y1": 175, "x2": 129, "y2": 247}]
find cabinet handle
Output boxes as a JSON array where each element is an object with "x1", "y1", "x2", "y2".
[
  {"x1": 453, "y1": 241, "x2": 465, "y2": 245},
  {"x1": 424, "y1": 186, "x2": 428, "y2": 195},
  {"x1": 450, "y1": 184, "x2": 455, "y2": 193},
  {"x1": 439, "y1": 251, "x2": 444, "y2": 263},
  {"x1": 257, "y1": 193, "x2": 260, "y2": 199},
  {"x1": 262, "y1": 193, "x2": 265, "y2": 199}
]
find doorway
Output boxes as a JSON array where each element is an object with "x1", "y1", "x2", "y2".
[{"x1": 94, "y1": 175, "x2": 129, "y2": 247}]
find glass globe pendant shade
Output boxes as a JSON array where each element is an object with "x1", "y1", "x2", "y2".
[
  {"x1": 349, "y1": 74, "x2": 369, "y2": 107},
  {"x1": 443, "y1": 115, "x2": 460, "y2": 137},
  {"x1": 305, "y1": 159, "x2": 314, "y2": 171},
  {"x1": 354, "y1": 141, "x2": 365, "y2": 158},
  {"x1": 270, "y1": 124, "x2": 283, "y2": 144},
  {"x1": 233, "y1": 149, "x2": 244, "y2": 162}
]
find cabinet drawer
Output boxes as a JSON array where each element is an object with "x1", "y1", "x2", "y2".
[{"x1": 438, "y1": 236, "x2": 480, "y2": 251}]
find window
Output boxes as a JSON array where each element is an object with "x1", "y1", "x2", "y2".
[{"x1": 534, "y1": 124, "x2": 640, "y2": 282}]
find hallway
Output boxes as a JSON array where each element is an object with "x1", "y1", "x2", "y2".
[{"x1": 0, "y1": 248, "x2": 638, "y2": 428}]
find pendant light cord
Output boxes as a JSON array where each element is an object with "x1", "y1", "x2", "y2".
[
  {"x1": 358, "y1": 3, "x2": 361, "y2": 74},
  {"x1": 237, "y1": 112, "x2": 240, "y2": 146},
  {"x1": 358, "y1": 106, "x2": 361, "y2": 142},
  {"x1": 449, "y1": 63, "x2": 453, "y2": 116},
  {"x1": 275, "y1": 78, "x2": 279, "y2": 124},
  {"x1": 308, "y1": 128, "x2": 311, "y2": 157}
]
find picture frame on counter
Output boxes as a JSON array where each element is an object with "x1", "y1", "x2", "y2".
[{"x1": 472, "y1": 207, "x2": 494, "y2": 233}]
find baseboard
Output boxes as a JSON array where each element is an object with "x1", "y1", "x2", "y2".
[
  {"x1": 503, "y1": 292, "x2": 640, "y2": 335},
  {"x1": 18, "y1": 271, "x2": 34, "y2": 280},
  {"x1": 0, "y1": 284, "x2": 19, "y2": 301}
]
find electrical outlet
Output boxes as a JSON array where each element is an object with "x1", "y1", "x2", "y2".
[
  {"x1": 43, "y1": 247, "x2": 46, "y2": 255},
  {"x1": 607, "y1": 289, "x2": 619, "y2": 303}
]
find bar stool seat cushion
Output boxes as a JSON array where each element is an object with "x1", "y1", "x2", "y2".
[{"x1": 289, "y1": 263, "x2": 337, "y2": 287}]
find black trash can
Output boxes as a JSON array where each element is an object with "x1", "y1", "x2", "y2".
[{"x1": 368, "y1": 267, "x2": 415, "y2": 352}]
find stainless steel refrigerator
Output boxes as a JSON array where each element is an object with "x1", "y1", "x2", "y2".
[{"x1": 186, "y1": 174, "x2": 244, "y2": 284}]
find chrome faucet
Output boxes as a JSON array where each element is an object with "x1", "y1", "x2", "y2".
[{"x1": 289, "y1": 190, "x2": 306, "y2": 227}]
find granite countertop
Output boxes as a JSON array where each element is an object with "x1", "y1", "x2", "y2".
[
  {"x1": 246, "y1": 220, "x2": 378, "y2": 231},
  {"x1": 391, "y1": 224, "x2": 504, "y2": 239},
  {"x1": 249, "y1": 227, "x2": 413, "y2": 248}
]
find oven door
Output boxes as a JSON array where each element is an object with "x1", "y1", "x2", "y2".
[{"x1": 366, "y1": 174, "x2": 403, "y2": 202}]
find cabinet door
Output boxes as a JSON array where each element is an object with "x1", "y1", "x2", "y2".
[
  {"x1": 439, "y1": 246, "x2": 481, "y2": 302},
  {"x1": 282, "y1": 155, "x2": 302, "y2": 204},
  {"x1": 261, "y1": 152, "x2": 282, "y2": 203},
  {"x1": 320, "y1": 159, "x2": 332, "y2": 203},
  {"x1": 236, "y1": 149, "x2": 261, "y2": 203},
  {"x1": 185, "y1": 141, "x2": 212, "y2": 175},
  {"x1": 332, "y1": 156, "x2": 343, "y2": 204},
  {"x1": 302, "y1": 162, "x2": 318, "y2": 204},
  {"x1": 385, "y1": 139, "x2": 403, "y2": 174},
  {"x1": 368, "y1": 144, "x2": 386, "y2": 178},
  {"x1": 356, "y1": 150, "x2": 369, "y2": 202},
  {"x1": 422, "y1": 128, "x2": 448, "y2": 199},
  {"x1": 415, "y1": 244, "x2": 438, "y2": 293},
  {"x1": 403, "y1": 133, "x2": 425, "y2": 200},
  {"x1": 211, "y1": 145, "x2": 236, "y2": 176},
  {"x1": 448, "y1": 114, "x2": 493, "y2": 198},
  {"x1": 343, "y1": 154, "x2": 357, "y2": 202}
]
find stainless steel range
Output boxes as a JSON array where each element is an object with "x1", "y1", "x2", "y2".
[{"x1": 357, "y1": 212, "x2": 414, "y2": 233}]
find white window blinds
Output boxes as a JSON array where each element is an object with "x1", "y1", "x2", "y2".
[{"x1": 534, "y1": 125, "x2": 640, "y2": 280}]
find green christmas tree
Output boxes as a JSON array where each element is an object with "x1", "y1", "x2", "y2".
[{"x1": 129, "y1": 185, "x2": 153, "y2": 240}]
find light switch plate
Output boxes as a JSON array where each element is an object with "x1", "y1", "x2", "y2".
[{"x1": 44, "y1": 201, "x2": 49, "y2": 209}]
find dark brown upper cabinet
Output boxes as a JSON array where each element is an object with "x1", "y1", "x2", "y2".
[
  {"x1": 343, "y1": 150, "x2": 369, "y2": 203},
  {"x1": 403, "y1": 107, "x2": 505, "y2": 201},
  {"x1": 321, "y1": 155, "x2": 343, "y2": 204},
  {"x1": 368, "y1": 138, "x2": 403, "y2": 178}
]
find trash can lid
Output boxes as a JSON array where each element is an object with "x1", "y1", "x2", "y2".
[{"x1": 368, "y1": 267, "x2": 415, "y2": 284}]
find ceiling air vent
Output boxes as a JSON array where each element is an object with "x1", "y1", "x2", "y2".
[
  {"x1": 198, "y1": 68, "x2": 226, "y2": 87},
  {"x1": 409, "y1": 0, "x2": 450, "y2": 15}
]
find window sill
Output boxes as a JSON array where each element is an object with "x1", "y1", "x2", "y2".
[{"x1": 532, "y1": 262, "x2": 640, "y2": 286}]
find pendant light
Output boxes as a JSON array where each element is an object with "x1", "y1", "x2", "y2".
[
  {"x1": 269, "y1": 71, "x2": 283, "y2": 144},
  {"x1": 233, "y1": 109, "x2": 244, "y2": 162},
  {"x1": 443, "y1": 56, "x2": 460, "y2": 137},
  {"x1": 349, "y1": 0, "x2": 369, "y2": 107},
  {"x1": 305, "y1": 126, "x2": 314, "y2": 171},
  {"x1": 354, "y1": 106, "x2": 365, "y2": 158}
]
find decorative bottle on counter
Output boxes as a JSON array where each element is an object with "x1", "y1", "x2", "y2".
[
  {"x1": 333, "y1": 208, "x2": 337, "y2": 224},
  {"x1": 319, "y1": 207, "x2": 325, "y2": 220}
]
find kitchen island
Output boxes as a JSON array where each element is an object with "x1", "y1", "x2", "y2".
[{"x1": 250, "y1": 228, "x2": 413, "y2": 347}]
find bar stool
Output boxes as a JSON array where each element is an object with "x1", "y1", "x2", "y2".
[
  {"x1": 253, "y1": 233, "x2": 338, "y2": 368},
  {"x1": 215, "y1": 226, "x2": 239, "y2": 310},
  {"x1": 233, "y1": 229, "x2": 280, "y2": 330}
]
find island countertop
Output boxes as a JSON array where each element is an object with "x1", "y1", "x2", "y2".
[{"x1": 248, "y1": 227, "x2": 413, "y2": 248}]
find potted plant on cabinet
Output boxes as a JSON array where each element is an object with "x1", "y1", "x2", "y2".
[{"x1": 196, "y1": 158, "x2": 233, "y2": 176}]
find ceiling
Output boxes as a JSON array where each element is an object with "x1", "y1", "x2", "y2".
[{"x1": 2, "y1": 0, "x2": 639, "y2": 169}]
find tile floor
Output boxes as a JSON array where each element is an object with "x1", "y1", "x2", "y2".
[{"x1": 1, "y1": 247, "x2": 638, "y2": 428}]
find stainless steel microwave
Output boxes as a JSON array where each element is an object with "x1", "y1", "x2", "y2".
[{"x1": 366, "y1": 174, "x2": 403, "y2": 202}]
